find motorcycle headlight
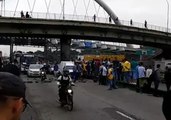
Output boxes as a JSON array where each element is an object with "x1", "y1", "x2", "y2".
[
  {"x1": 42, "y1": 72, "x2": 45, "y2": 74},
  {"x1": 56, "y1": 81, "x2": 60, "y2": 85},
  {"x1": 68, "y1": 89, "x2": 72, "y2": 93}
]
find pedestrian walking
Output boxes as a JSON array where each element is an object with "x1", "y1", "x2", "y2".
[
  {"x1": 144, "y1": 20, "x2": 147, "y2": 28},
  {"x1": 164, "y1": 67, "x2": 171, "y2": 92},
  {"x1": 130, "y1": 19, "x2": 133, "y2": 25}
]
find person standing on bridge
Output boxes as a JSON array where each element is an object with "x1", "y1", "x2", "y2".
[
  {"x1": 109, "y1": 16, "x2": 112, "y2": 23},
  {"x1": 20, "y1": 11, "x2": 25, "y2": 18},
  {"x1": 93, "y1": 14, "x2": 96, "y2": 22},
  {"x1": 26, "y1": 12, "x2": 31, "y2": 18},
  {"x1": 130, "y1": 19, "x2": 133, "y2": 26},
  {"x1": 144, "y1": 20, "x2": 147, "y2": 28}
]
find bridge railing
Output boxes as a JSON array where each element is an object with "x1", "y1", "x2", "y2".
[
  {"x1": 1, "y1": 10, "x2": 171, "y2": 33},
  {"x1": 120, "y1": 20, "x2": 170, "y2": 33}
]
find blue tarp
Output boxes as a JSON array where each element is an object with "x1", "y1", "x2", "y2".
[{"x1": 84, "y1": 42, "x2": 92, "y2": 48}]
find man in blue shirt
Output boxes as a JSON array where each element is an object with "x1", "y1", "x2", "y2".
[
  {"x1": 54, "y1": 63, "x2": 59, "y2": 77},
  {"x1": 136, "y1": 62, "x2": 146, "y2": 93}
]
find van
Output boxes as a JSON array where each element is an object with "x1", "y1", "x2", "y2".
[{"x1": 58, "y1": 61, "x2": 75, "y2": 74}]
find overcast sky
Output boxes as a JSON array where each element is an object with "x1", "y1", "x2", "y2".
[{"x1": 0, "y1": 0, "x2": 170, "y2": 56}]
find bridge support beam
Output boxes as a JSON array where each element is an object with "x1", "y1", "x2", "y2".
[
  {"x1": 44, "y1": 40, "x2": 48, "y2": 64},
  {"x1": 60, "y1": 38, "x2": 71, "y2": 61},
  {"x1": 10, "y1": 38, "x2": 14, "y2": 63}
]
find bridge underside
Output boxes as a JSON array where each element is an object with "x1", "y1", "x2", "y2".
[{"x1": 0, "y1": 18, "x2": 171, "y2": 59}]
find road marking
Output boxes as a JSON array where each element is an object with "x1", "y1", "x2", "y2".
[{"x1": 116, "y1": 111, "x2": 135, "y2": 120}]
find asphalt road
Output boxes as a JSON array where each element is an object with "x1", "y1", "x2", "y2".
[{"x1": 21, "y1": 75, "x2": 165, "y2": 120}]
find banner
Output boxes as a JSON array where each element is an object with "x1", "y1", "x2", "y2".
[{"x1": 84, "y1": 55, "x2": 125, "y2": 61}]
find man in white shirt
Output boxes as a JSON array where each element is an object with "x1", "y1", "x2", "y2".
[
  {"x1": 99, "y1": 62, "x2": 107, "y2": 85},
  {"x1": 146, "y1": 65, "x2": 153, "y2": 78},
  {"x1": 146, "y1": 65, "x2": 153, "y2": 92}
]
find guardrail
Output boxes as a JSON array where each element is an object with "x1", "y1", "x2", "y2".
[{"x1": 0, "y1": 10, "x2": 170, "y2": 33}]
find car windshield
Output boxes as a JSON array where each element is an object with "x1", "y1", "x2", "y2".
[
  {"x1": 29, "y1": 64, "x2": 41, "y2": 69},
  {"x1": 65, "y1": 66, "x2": 74, "y2": 69}
]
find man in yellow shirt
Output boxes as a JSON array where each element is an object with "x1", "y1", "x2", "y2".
[
  {"x1": 122, "y1": 58, "x2": 131, "y2": 83},
  {"x1": 107, "y1": 64, "x2": 114, "y2": 90},
  {"x1": 82, "y1": 62, "x2": 87, "y2": 79}
]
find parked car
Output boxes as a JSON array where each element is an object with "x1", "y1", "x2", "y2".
[
  {"x1": 166, "y1": 63, "x2": 171, "y2": 69},
  {"x1": 27, "y1": 64, "x2": 43, "y2": 77}
]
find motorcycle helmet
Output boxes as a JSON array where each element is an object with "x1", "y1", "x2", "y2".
[{"x1": 63, "y1": 69, "x2": 69, "y2": 77}]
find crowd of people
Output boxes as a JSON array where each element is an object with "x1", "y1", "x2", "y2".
[
  {"x1": 69, "y1": 58, "x2": 171, "y2": 96},
  {"x1": 20, "y1": 11, "x2": 31, "y2": 18}
]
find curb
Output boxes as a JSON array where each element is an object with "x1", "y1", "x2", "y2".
[{"x1": 118, "y1": 82, "x2": 166, "y2": 97}]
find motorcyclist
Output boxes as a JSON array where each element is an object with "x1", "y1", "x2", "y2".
[
  {"x1": 40, "y1": 64, "x2": 47, "y2": 79},
  {"x1": 57, "y1": 69, "x2": 73, "y2": 102}
]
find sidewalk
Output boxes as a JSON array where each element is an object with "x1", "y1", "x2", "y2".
[
  {"x1": 128, "y1": 82, "x2": 167, "y2": 91},
  {"x1": 119, "y1": 81, "x2": 167, "y2": 96}
]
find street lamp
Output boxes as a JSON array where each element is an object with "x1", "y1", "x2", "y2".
[
  {"x1": 165, "y1": 0, "x2": 169, "y2": 33},
  {"x1": 63, "y1": 0, "x2": 65, "y2": 20}
]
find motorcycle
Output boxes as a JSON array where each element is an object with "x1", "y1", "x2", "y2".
[
  {"x1": 41, "y1": 71, "x2": 46, "y2": 82},
  {"x1": 57, "y1": 81, "x2": 74, "y2": 111}
]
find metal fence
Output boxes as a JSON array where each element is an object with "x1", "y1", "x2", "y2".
[{"x1": 0, "y1": 10, "x2": 170, "y2": 33}]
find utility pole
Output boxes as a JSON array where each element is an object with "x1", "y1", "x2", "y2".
[
  {"x1": 0, "y1": 0, "x2": 3, "y2": 16},
  {"x1": 3, "y1": 0, "x2": 5, "y2": 16},
  {"x1": 63, "y1": 0, "x2": 65, "y2": 20},
  {"x1": 165, "y1": 0, "x2": 169, "y2": 33}
]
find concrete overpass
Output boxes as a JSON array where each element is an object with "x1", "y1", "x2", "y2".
[{"x1": 0, "y1": 17, "x2": 171, "y2": 60}]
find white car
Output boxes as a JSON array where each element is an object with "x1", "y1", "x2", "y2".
[
  {"x1": 59, "y1": 61, "x2": 75, "y2": 74},
  {"x1": 27, "y1": 64, "x2": 43, "y2": 77},
  {"x1": 166, "y1": 63, "x2": 171, "y2": 69}
]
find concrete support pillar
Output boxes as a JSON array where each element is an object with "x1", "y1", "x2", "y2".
[
  {"x1": 60, "y1": 38, "x2": 71, "y2": 61},
  {"x1": 44, "y1": 39, "x2": 48, "y2": 64},
  {"x1": 10, "y1": 38, "x2": 14, "y2": 63},
  {"x1": 161, "y1": 48, "x2": 171, "y2": 59}
]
